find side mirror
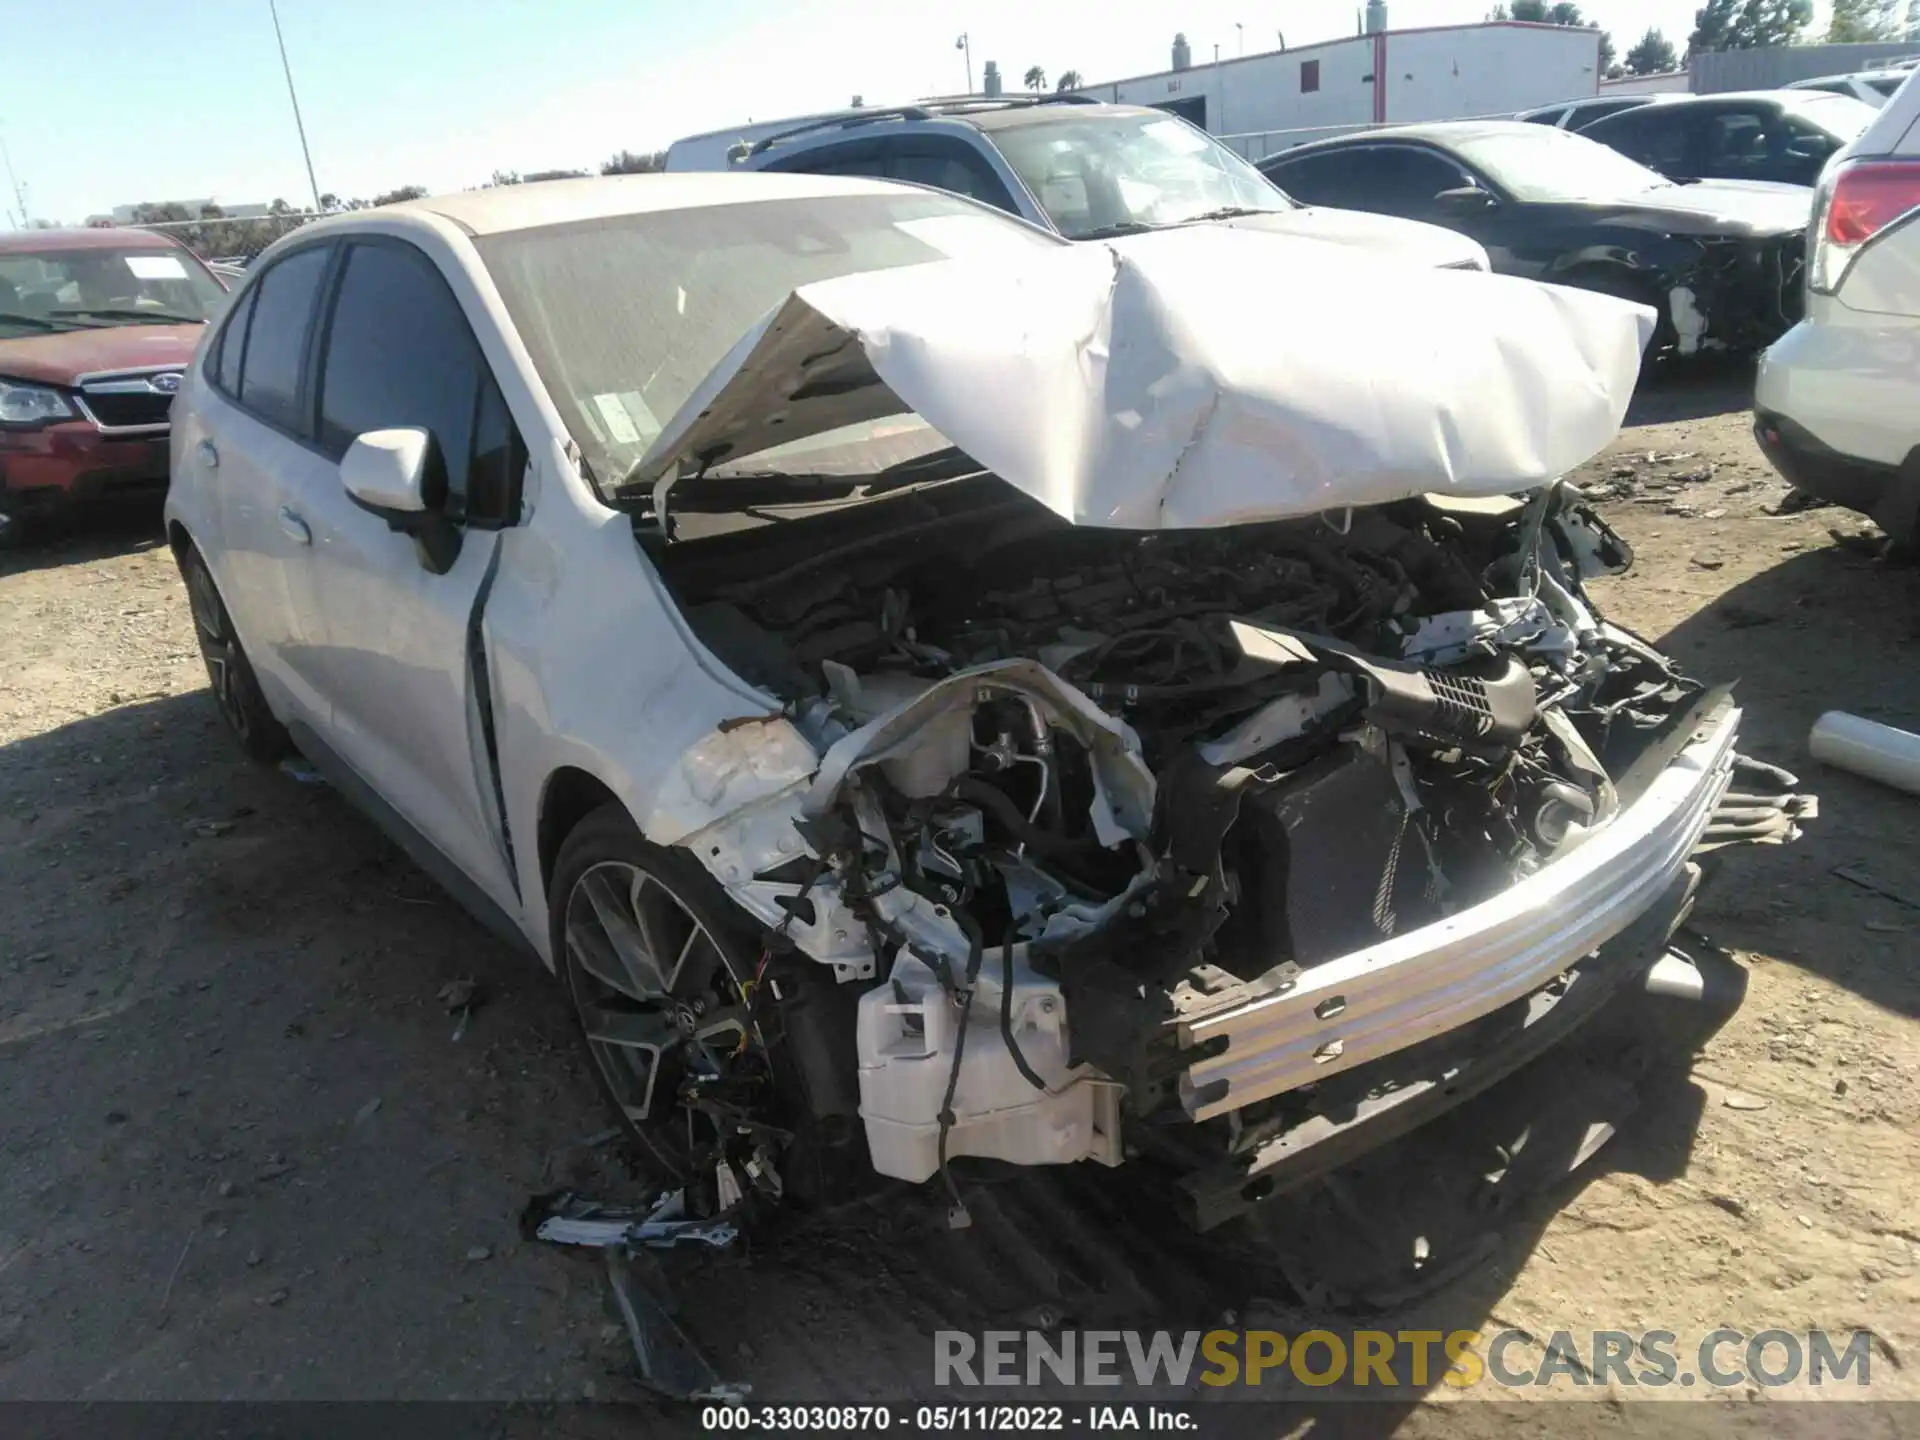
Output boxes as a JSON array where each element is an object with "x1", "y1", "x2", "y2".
[
  {"x1": 341, "y1": 426, "x2": 462, "y2": 574},
  {"x1": 1433, "y1": 186, "x2": 1497, "y2": 213},
  {"x1": 342, "y1": 427, "x2": 434, "y2": 514}
]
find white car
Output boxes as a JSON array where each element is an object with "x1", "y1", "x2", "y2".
[
  {"x1": 1786, "y1": 70, "x2": 1912, "y2": 108},
  {"x1": 672, "y1": 98, "x2": 1493, "y2": 273},
  {"x1": 1756, "y1": 68, "x2": 1920, "y2": 551},
  {"x1": 167, "y1": 173, "x2": 1806, "y2": 1229}
]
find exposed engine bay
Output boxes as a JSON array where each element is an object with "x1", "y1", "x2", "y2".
[{"x1": 647, "y1": 472, "x2": 1795, "y2": 1224}]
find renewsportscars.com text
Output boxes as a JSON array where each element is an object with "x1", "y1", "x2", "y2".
[{"x1": 935, "y1": 1328, "x2": 1877, "y2": 1391}]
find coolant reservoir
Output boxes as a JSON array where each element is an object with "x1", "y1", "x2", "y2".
[{"x1": 855, "y1": 951, "x2": 1120, "y2": 1182}]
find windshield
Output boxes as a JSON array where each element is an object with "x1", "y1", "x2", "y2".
[
  {"x1": 1871, "y1": 76, "x2": 1906, "y2": 98},
  {"x1": 1448, "y1": 129, "x2": 1671, "y2": 201},
  {"x1": 475, "y1": 191, "x2": 1063, "y2": 490},
  {"x1": 1792, "y1": 93, "x2": 1880, "y2": 138},
  {"x1": 0, "y1": 245, "x2": 226, "y2": 338},
  {"x1": 991, "y1": 112, "x2": 1292, "y2": 238}
]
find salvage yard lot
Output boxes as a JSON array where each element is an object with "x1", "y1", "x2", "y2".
[{"x1": 1, "y1": 370, "x2": 1916, "y2": 1418}]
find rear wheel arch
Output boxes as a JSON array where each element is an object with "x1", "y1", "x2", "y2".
[{"x1": 167, "y1": 520, "x2": 194, "y2": 563}]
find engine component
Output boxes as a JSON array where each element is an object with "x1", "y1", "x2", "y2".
[{"x1": 854, "y1": 951, "x2": 1122, "y2": 1182}]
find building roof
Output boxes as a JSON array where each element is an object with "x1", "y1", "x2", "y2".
[
  {"x1": 348, "y1": 171, "x2": 924, "y2": 237},
  {"x1": 0, "y1": 226, "x2": 182, "y2": 255}
]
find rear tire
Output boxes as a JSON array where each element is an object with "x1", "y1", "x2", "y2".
[{"x1": 178, "y1": 545, "x2": 293, "y2": 762}]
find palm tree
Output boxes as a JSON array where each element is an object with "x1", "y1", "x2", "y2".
[
  {"x1": 1055, "y1": 69, "x2": 1083, "y2": 91},
  {"x1": 1023, "y1": 64, "x2": 1047, "y2": 91}
]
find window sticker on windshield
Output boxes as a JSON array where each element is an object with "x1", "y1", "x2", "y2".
[
  {"x1": 592, "y1": 392, "x2": 642, "y2": 446},
  {"x1": 125, "y1": 255, "x2": 188, "y2": 280},
  {"x1": 592, "y1": 391, "x2": 660, "y2": 448},
  {"x1": 1141, "y1": 118, "x2": 1211, "y2": 153}
]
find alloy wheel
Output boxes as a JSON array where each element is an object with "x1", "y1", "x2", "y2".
[
  {"x1": 185, "y1": 560, "x2": 252, "y2": 743},
  {"x1": 561, "y1": 858, "x2": 769, "y2": 1184}
]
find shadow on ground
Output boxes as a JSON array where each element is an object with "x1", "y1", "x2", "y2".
[
  {"x1": 0, "y1": 496, "x2": 169, "y2": 578},
  {"x1": 1648, "y1": 546, "x2": 1920, "y2": 1021},
  {"x1": 1626, "y1": 358, "x2": 1755, "y2": 429}
]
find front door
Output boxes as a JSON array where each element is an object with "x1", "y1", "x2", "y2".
[{"x1": 297, "y1": 237, "x2": 526, "y2": 907}]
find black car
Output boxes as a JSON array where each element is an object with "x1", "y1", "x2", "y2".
[
  {"x1": 1579, "y1": 91, "x2": 1877, "y2": 187},
  {"x1": 1258, "y1": 120, "x2": 1812, "y2": 356}
]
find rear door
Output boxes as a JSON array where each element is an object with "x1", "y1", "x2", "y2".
[
  {"x1": 188, "y1": 241, "x2": 338, "y2": 727},
  {"x1": 295, "y1": 236, "x2": 526, "y2": 904}
]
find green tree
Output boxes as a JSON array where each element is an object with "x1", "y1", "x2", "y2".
[
  {"x1": 1489, "y1": 1, "x2": 1611, "y2": 73},
  {"x1": 1689, "y1": 0, "x2": 1809, "y2": 52},
  {"x1": 370, "y1": 184, "x2": 427, "y2": 206},
  {"x1": 1623, "y1": 26, "x2": 1679, "y2": 71},
  {"x1": 1827, "y1": 0, "x2": 1901, "y2": 41},
  {"x1": 601, "y1": 149, "x2": 666, "y2": 175},
  {"x1": 1023, "y1": 64, "x2": 1046, "y2": 90},
  {"x1": 1055, "y1": 69, "x2": 1084, "y2": 90}
]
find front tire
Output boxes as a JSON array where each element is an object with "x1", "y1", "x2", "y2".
[
  {"x1": 178, "y1": 546, "x2": 292, "y2": 762},
  {"x1": 548, "y1": 803, "x2": 869, "y2": 1211}
]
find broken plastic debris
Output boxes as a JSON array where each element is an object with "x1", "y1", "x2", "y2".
[{"x1": 522, "y1": 1188, "x2": 739, "y2": 1251}]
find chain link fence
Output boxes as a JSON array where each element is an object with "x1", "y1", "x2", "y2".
[{"x1": 123, "y1": 209, "x2": 324, "y2": 266}]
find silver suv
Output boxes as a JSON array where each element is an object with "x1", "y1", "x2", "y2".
[{"x1": 669, "y1": 97, "x2": 1490, "y2": 271}]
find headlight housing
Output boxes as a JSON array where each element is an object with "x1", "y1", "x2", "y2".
[{"x1": 0, "y1": 377, "x2": 76, "y2": 428}]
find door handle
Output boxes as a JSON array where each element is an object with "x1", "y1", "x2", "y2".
[
  {"x1": 197, "y1": 438, "x2": 219, "y2": 470},
  {"x1": 277, "y1": 506, "x2": 312, "y2": 546}
]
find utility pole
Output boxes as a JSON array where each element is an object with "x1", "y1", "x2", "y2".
[
  {"x1": 0, "y1": 122, "x2": 29, "y2": 228},
  {"x1": 956, "y1": 33, "x2": 973, "y2": 93},
  {"x1": 268, "y1": 0, "x2": 323, "y2": 212},
  {"x1": 1237, "y1": 22, "x2": 1245, "y2": 54}
]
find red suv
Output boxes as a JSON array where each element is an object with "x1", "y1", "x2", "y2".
[{"x1": 1, "y1": 227, "x2": 229, "y2": 543}]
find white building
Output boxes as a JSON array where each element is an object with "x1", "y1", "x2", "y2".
[{"x1": 1075, "y1": 22, "x2": 1607, "y2": 162}]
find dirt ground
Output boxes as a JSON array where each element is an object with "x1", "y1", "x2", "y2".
[{"x1": 2, "y1": 368, "x2": 1916, "y2": 1426}]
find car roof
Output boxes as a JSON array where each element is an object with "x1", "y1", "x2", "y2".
[
  {"x1": 0, "y1": 226, "x2": 183, "y2": 255},
  {"x1": 957, "y1": 101, "x2": 1166, "y2": 132},
  {"x1": 312, "y1": 171, "x2": 940, "y2": 238},
  {"x1": 1265, "y1": 119, "x2": 1554, "y2": 158}
]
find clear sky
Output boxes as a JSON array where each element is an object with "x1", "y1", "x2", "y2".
[{"x1": 4, "y1": 0, "x2": 1787, "y2": 225}]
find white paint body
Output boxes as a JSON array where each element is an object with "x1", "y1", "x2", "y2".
[
  {"x1": 1757, "y1": 72, "x2": 1920, "y2": 471},
  {"x1": 163, "y1": 174, "x2": 1712, "y2": 1187}
]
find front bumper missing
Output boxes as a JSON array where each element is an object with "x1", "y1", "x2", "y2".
[{"x1": 1175, "y1": 700, "x2": 1745, "y2": 1123}]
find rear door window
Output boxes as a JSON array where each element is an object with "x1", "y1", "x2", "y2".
[
  {"x1": 236, "y1": 245, "x2": 331, "y2": 436},
  {"x1": 211, "y1": 284, "x2": 258, "y2": 396},
  {"x1": 885, "y1": 137, "x2": 1018, "y2": 212},
  {"x1": 762, "y1": 140, "x2": 887, "y2": 178}
]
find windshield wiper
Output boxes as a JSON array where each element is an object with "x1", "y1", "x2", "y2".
[
  {"x1": 1178, "y1": 205, "x2": 1287, "y2": 223},
  {"x1": 0, "y1": 313, "x2": 64, "y2": 332},
  {"x1": 49, "y1": 307, "x2": 205, "y2": 325},
  {"x1": 614, "y1": 445, "x2": 983, "y2": 529},
  {"x1": 1073, "y1": 220, "x2": 1158, "y2": 241}
]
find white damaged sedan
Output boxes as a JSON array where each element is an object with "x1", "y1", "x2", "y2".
[{"x1": 166, "y1": 174, "x2": 1809, "y2": 1228}]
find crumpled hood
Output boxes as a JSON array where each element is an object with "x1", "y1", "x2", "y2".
[
  {"x1": 639, "y1": 224, "x2": 1653, "y2": 531},
  {"x1": 1605, "y1": 179, "x2": 1813, "y2": 237},
  {"x1": 1191, "y1": 204, "x2": 1488, "y2": 269}
]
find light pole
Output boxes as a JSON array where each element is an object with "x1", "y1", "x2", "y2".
[
  {"x1": 0, "y1": 123, "x2": 28, "y2": 228},
  {"x1": 268, "y1": 0, "x2": 323, "y2": 212},
  {"x1": 1237, "y1": 23, "x2": 1245, "y2": 55},
  {"x1": 956, "y1": 33, "x2": 973, "y2": 94}
]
